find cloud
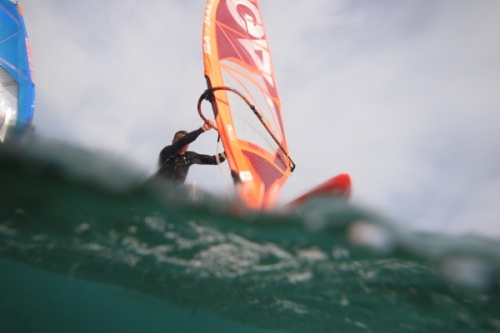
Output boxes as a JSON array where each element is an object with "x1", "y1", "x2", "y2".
[
  {"x1": 20, "y1": 0, "x2": 500, "y2": 236},
  {"x1": 269, "y1": 0, "x2": 500, "y2": 235}
]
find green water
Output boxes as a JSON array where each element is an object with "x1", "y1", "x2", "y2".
[
  {"x1": 0, "y1": 259, "x2": 280, "y2": 333},
  {"x1": 1, "y1": 137, "x2": 499, "y2": 333}
]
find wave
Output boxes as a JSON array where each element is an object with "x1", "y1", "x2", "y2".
[{"x1": 1, "y1": 136, "x2": 499, "y2": 333}]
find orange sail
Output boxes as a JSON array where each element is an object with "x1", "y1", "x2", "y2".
[{"x1": 201, "y1": 0, "x2": 294, "y2": 210}]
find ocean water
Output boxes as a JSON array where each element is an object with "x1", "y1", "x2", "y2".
[{"x1": 1, "y1": 136, "x2": 499, "y2": 333}]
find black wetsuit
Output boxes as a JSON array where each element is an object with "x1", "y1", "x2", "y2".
[{"x1": 156, "y1": 128, "x2": 226, "y2": 184}]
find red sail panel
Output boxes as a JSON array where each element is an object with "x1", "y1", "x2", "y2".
[{"x1": 202, "y1": 0, "x2": 291, "y2": 210}]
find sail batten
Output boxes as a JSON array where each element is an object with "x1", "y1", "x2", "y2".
[{"x1": 202, "y1": 0, "x2": 292, "y2": 209}]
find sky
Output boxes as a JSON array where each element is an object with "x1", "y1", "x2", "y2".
[{"x1": 18, "y1": 0, "x2": 500, "y2": 237}]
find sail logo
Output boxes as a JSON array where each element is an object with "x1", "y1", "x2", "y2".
[
  {"x1": 203, "y1": 0, "x2": 216, "y2": 55},
  {"x1": 227, "y1": 0, "x2": 274, "y2": 88},
  {"x1": 25, "y1": 38, "x2": 35, "y2": 82}
]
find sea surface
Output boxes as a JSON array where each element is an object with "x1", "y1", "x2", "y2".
[{"x1": 1, "y1": 136, "x2": 499, "y2": 333}]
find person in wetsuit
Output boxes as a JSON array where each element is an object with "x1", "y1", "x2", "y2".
[{"x1": 156, "y1": 120, "x2": 226, "y2": 184}]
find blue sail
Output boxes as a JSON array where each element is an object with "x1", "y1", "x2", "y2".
[{"x1": 0, "y1": 0, "x2": 35, "y2": 141}]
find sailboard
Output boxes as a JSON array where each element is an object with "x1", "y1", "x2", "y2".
[
  {"x1": 200, "y1": 0, "x2": 294, "y2": 210},
  {"x1": 0, "y1": 0, "x2": 35, "y2": 142},
  {"x1": 286, "y1": 173, "x2": 352, "y2": 207}
]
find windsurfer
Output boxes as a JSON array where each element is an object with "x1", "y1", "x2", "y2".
[{"x1": 155, "y1": 120, "x2": 226, "y2": 184}]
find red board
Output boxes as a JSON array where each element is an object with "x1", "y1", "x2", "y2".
[{"x1": 287, "y1": 173, "x2": 351, "y2": 207}]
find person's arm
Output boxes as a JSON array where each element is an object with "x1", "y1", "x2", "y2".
[
  {"x1": 160, "y1": 127, "x2": 205, "y2": 161},
  {"x1": 162, "y1": 121, "x2": 218, "y2": 160},
  {"x1": 171, "y1": 128, "x2": 204, "y2": 150},
  {"x1": 202, "y1": 119, "x2": 217, "y2": 132},
  {"x1": 173, "y1": 120, "x2": 215, "y2": 149},
  {"x1": 190, "y1": 152, "x2": 227, "y2": 165}
]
